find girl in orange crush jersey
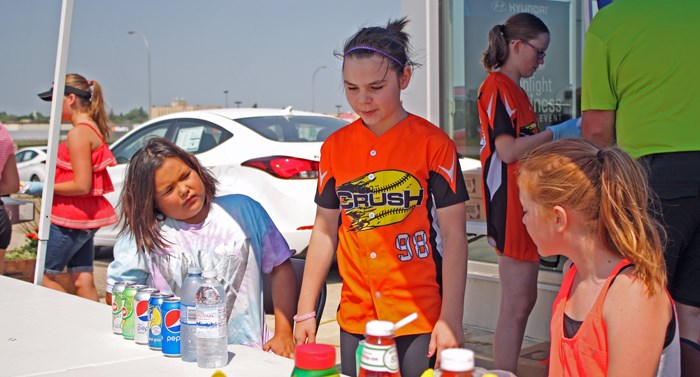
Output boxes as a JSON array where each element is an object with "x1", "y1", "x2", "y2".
[{"x1": 294, "y1": 18, "x2": 469, "y2": 376}]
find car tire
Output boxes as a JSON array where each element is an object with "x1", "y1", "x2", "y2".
[{"x1": 30, "y1": 175, "x2": 41, "y2": 182}]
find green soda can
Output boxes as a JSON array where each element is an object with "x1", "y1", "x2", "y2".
[
  {"x1": 111, "y1": 281, "x2": 134, "y2": 334},
  {"x1": 121, "y1": 284, "x2": 147, "y2": 340}
]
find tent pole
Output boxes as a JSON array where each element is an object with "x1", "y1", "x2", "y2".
[{"x1": 33, "y1": 0, "x2": 74, "y2": 285}]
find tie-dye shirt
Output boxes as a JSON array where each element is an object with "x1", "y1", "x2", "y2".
[{"x1": 107, "y1": 194, "x2": 294, "y2": 348}]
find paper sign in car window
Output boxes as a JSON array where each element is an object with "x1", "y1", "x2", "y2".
[{"x1": 175, "y1": 127, "x2": 204, "y2": 152}]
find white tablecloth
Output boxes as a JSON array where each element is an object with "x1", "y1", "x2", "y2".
[{"x1": 0, "y1": 275, "x2": 295, "y2": 376}]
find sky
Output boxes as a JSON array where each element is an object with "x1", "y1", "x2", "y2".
[{"x1": 1, "y1": 0, "x2": 402, "y2": 117}]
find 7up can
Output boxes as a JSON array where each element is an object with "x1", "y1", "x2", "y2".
[
  {"x1": 121, "y1": 284, "x2": 147, "y2": 340},
  {"x1": 111, "y1": 281, "x2": 134, "y2": 334}
]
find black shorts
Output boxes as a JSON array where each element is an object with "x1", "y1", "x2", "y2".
[
  {"x1": 339, "y1": 329, "x2": 434, "y2": 377},
  {"x1": 0, "y1": 205, "x2": 11, "y2": 249},
  {"x1": 642, "y1": 151, "x2": 700, "y2": 307}
]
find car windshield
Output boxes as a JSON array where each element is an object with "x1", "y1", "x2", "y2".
[{"x1": 235, "y1": 115, "x2": 348, "y2": 142}]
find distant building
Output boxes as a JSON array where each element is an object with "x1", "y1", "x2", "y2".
[{"x1": 150, "y1": 99, "x2": 220, "y2": 119}]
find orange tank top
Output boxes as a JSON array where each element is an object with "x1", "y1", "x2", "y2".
[
  {"x1": 550, "y1": 259, "x2": 679, "y2": 376},
  {"x1": 51, "y1": 123, "x2": 117, "y2": 229},
  {"x1": 549, "y1": 259, "x2": 634, "y2": 376}
]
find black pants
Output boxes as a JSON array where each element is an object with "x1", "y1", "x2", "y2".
[
  {"x1": 0, "y1": 205, "x2": 11, "y2": 249},
  {"x1": 340, "y1": 329, "x2": 435, "y2": 377},
  {"x1": 641, "y1": 151, "x2": 700, "y2": 307}
]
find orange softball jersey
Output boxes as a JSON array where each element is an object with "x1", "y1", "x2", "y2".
[{"x1": 316, "y1": 113, "x2": 468, "y2": 336}]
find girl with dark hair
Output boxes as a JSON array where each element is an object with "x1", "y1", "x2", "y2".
[
  {"x1": 477, "y1": 13, "x2": 580, "y2": 373},
  {"x1": 519, "y1": 139, "x2": 680, "y2": 376},
  {"x1": 106, "y1": 137, "x2": 297, "y2": 357},
  {"x1": 295, "y1": 18, "x2": 469, "y2": 376},
  {"x1": 32, "y1": 73, "x2": 118, "y2": 301}
]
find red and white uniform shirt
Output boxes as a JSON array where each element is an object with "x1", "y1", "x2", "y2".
[{"x1": 477, "y1": 72, "x2": 538, "y2": 261}]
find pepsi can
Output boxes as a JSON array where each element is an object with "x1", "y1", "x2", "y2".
[
  {"x1": 134, "y1": 287, "x2": 159, "y2": 345},
  {"x1": 121, "y1": 284, "x2": 147, "y2": 340},
  {"x1": 148, "y1": 293, "x2": 173, "y2": 350},
  {"x1": 111, "y1": 281, "x2": 134, "y2": 334},
  {"x1": 161, "y1": 296, "x2": 181, "y2": 357}
]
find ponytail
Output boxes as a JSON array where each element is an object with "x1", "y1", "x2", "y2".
[
  {"x1": 65, "y1": 73, "x2": 111, "y2": 141},
  {"x1": 597, "y1": 148, "x2": 666, "y2": 293},
  {"x1": 338, "y1": 16, "x2": 419, "y2": 74},
  {"x1": 518, "y1": 139, "x2": 666, "y2": 295},
  {"x1": 87, "y1": 80, "x2": 111, "y2": 140},
  {"x1": 482, "y1": 13, "x2": 549, "y2": 72},
  {"x1": 482, "y1": 25, "x2": 509, "y2": 72}
]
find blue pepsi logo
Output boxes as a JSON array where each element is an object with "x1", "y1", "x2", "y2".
[{"x1": 164, "y1": 309, "x2": 180, "y2": 333}]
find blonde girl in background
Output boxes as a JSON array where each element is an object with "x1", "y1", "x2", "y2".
[{"x1": 519, "y1": 139, "x2": 680, "y2": 376}]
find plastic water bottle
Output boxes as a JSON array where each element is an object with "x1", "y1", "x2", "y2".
[
  {"x1": 196, "y1": 270, "x2": 228, "y2": 368},
  {"x1": 180, "y1": 266, "x2": 204, "y2": 362}
]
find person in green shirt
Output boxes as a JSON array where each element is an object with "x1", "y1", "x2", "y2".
[{"x1": 581, "y1": 1, "x2": 700, "y2": 374}]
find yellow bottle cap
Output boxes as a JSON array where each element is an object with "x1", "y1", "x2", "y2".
[{"x1": 211, "y1": 371, "x2": 226, "y2": 377}]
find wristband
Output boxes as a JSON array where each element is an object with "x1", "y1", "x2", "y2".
[{"x1": 293, "y1": 311, "x2": 316, "y2": 323}]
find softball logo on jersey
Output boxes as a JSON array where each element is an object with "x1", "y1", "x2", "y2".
[{"x1": 338, "y1": 170, "x2": 423, "y2": 231}]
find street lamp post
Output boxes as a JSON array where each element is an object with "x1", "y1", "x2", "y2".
[
  {"x1": 223, "y1": 90, "x2": 229, "y2": 108},
  {"x1": 335, "y1": 105, "x2": 342, "y2": 115},
  {"x1": 311, "y1": 65, "x2": 326, "y2": 112},
  {"x1": 234, "y1": 101, "x2": 242, "y2": 108},
  {"x1": 128, "y1": 30, "x2": 152, "y2": 118}
]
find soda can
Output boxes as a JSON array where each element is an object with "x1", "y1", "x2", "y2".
[
  {"x1": 161, "y1": 296, "x2": 181, "y2": 357},
  {"x1": 134, "y1": 287, "x2": 159, "y2": 345},
  {"x1": 121, "y1": 284, "x2": 147, "y2": 340},
  {"x1": 148, "y1": 293, "x2": 173, "y2": 350},
  {"x1": 111, "y1": 281, "x2": 135, "y2": 334}
]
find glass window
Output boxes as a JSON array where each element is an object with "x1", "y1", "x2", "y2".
[
  {"x1": 172, "y1": 119, "x2": 232, "y2": 154},
  {"x1": 19, "y1": 150, "x2": 37, "y2": 162},
  {"x1": 235, "y1": 116, "x2": 348, "y2": 142},
  {"x1": 111, "y1": 121, "x2": 172, "y2": 164},
  {"x1": 441, "y1": 0, "x2": 582, "y2": 159},
  {"x1": 442, "y1": 0, "x2": 583, "y2": 271}
]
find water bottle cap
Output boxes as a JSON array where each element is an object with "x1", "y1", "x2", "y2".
[
  {"x1": 440, "y1": 348, "x2": 474, "y2": 372},
  {"x1": 188, "y1": 266, "x2": 202, "y2": 274},
  {"x1": 294, "y1": 343, "x2": 336, "y2": 370},
  {"x1": 365, "y1": 320, "x2": 394, "y2": 336},
  {"x1": 202, "y1": 270, "x2": 217, "y2": 279}
]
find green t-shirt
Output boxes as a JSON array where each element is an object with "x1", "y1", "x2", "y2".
[{"x1": 581, "y1": 0, "x2": 700, "y2": 159}]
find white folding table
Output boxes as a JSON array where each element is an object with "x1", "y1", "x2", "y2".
[{"x1": 0, "y1": 275, "x2": 296, "y2": 377}]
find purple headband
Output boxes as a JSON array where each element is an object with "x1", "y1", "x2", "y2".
[{"x1": 345, "y1": 46, "x2": 404, "y2": 67}]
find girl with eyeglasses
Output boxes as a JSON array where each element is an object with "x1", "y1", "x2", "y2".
[{"x1": 477, "y1": 12, "x2": 580, "y2": 373}]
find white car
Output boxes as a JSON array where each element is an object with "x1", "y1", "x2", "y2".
[
  {"x1": 15, "y1": 146, "x2": 48, "y2": 182},
  {"x1": 93, "y1": 107, "x2": 349, "y2": 254}
]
